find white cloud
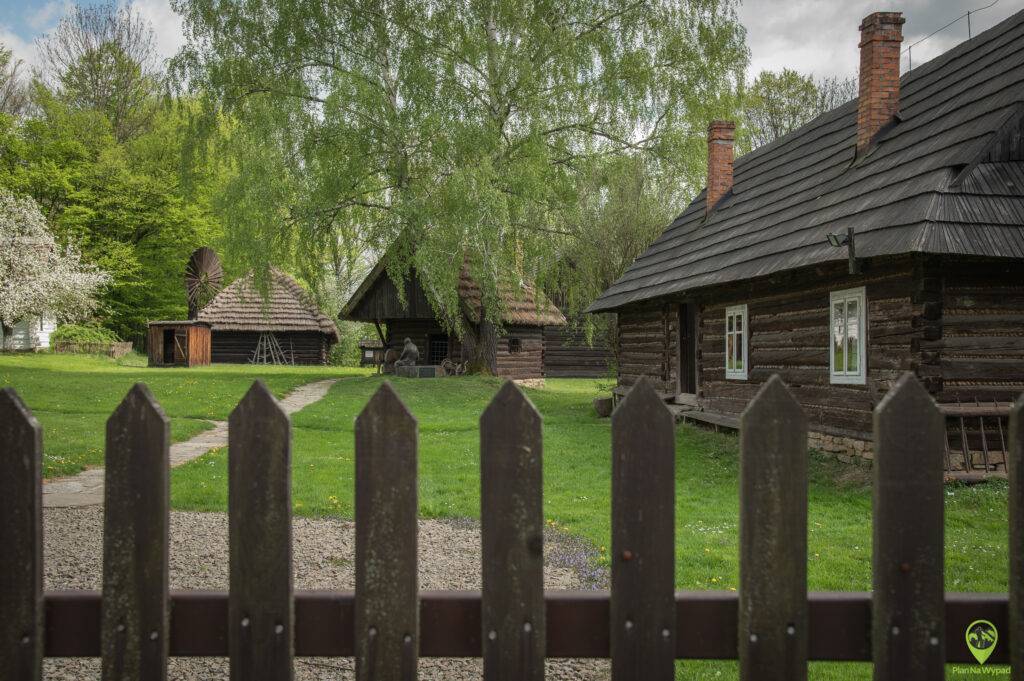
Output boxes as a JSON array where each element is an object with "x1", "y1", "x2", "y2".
[
  {"x1": 739, "y1": 0, "x2": 1024, "y2": 81},
  {"x1": 0, "y1": 25, "x2": 41, "y2": 70},
  {"x1": 126, "y1": 0, "x2": 186, "y2": 63}
]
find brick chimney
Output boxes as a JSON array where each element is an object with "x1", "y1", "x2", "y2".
[
  {"x1": 706, "y1": 120, "x2": 735, "y2": 216},
  {"x1": 857, "y1": 11, "x2": 905, "y2": 154}
]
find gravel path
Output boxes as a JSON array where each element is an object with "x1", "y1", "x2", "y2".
[
  {"x1": 42, "y1": 379, "x2": 339, "y2": 508},
  {"x1": 43, "y1": 507, "x2": 610, "y2": 680}
]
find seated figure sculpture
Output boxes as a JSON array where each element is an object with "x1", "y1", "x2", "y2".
[{"x1": 393, "y1": 337, "x2": 419, "y2": 367}]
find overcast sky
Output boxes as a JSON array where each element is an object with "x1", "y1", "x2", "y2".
[{"x1": 0, "y1": 0, "x2": 1022, "y2": 80}]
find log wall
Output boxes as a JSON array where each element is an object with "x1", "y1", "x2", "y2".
[
  {"x1": 929, "y1": 257, "x2": 1024, "y2": 404},
  {"x1": 697, "y1": 257, "x2": 920, "y2": 440},
  {"x1": 210, "y1": 331, "x2": 330, "y2": 365},
  {"x1": 617, "y1": 300, "x2": 678, "y2": 394},
  {"x1": 496, "y1": 325, "x2": 544, "y2": 380},
  {"x1": 543, "y1": 326, "x2": 614, "y2": 378}
]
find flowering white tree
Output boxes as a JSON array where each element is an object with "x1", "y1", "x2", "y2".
[{"x1": 0, "y1": 190, "x2": 111, "y2": 347}]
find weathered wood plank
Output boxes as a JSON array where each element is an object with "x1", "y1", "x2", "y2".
[
  {"x1": 738, "y1": 376, "x2": 808, "y2": 681},
  {"x1": 480, "y1": 381, "x2": 545, "y2": 680},
  {"x1": 355, "y1": 382, "x2": 418, "y2": 681},
  {"x1": 0, "y1": 388, "x2": 43, "y2": 681},
  {"x1": 228, "y1": 381, "x2": 293, "y2": 681},
  {"x1": 1010, "y1": 395, "x2": 1024, "y2": 681},
  {"x1": 102, "y1": 384, "x2": 170, "y2": 681},
  {"x1": 872, "y1": 373, "x2": 945, "y2": 681},
  {"x1": 610, "y1": 377, "x2": 675, "y2": 680}
]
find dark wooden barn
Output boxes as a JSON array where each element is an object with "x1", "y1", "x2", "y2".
[
  {"x1": 542, "y1": 323, "x2": 614, "y2": 378},
  {"x1": 196, "y1": 269, "x2": 339, "y2": 364},
  {"x1": 146, "y1": 321, "x2": 211, "y2": 367},
  {"x1": 589, "y1": 10, "x2": 1024, "y2": 463},
  {"x1": 342, "y1": 263, "x2": 566, "y2": 380}
]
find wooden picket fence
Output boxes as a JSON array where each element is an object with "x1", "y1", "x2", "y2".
[{"x1": 0, "y1": 373, "x2": 1021, "y2": 681}]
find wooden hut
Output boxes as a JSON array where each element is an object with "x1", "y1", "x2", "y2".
[
  {"x1": 358, "y1": 338, "x2": 385, "y2": 366},
  {"x1": 196, "y1": 269, "x2": 339, "y2": 364},
  {"x1": 147, "y1": 321, "x2": 211, "y2": 367},
  {"x1": 588, "y1": 10, "x2": 1024, "y2": 461},
  {"x1": 342, "y1": 263, "x2": 566, "y2": 380}
]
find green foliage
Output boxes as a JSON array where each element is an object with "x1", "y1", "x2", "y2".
[
  {"x1": 0, "y1": 86, "x2": 225, "y2": 339},
  {"x1": 330, "y1": 321, "x2": 376, "y2": 366},
  {"x1": 172, "y1": 0, "x2": 750, "y2": 330},
  {"x1": 741, "y1": 68, "x2": 857, "y2": 151},
  {"x1": 50, "y1": 322, "x2": 121, "y2": 344}
]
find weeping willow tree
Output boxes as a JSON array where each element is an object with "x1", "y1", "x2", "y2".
[{"x1": 172, "y1": 0, "x2": 748, "y2": 370}]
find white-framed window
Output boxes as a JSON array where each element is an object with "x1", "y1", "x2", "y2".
[
  {"x1": 830, "y1": 287, "x2": 867, "y2": 385},
  {"x1": 724, "y1": 304, "x2": 748, "y2": 380}
]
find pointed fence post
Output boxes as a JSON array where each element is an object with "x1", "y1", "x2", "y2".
[
  {"x1": 480, "y1": 381, "x2": 544, "y2": 680},
  {"x1": 102, "y1": 384, "x2": 170, "y2": 681},
  {"x1": 738, "y1": 375, "x2": 808, "y2": 681},
  {"x1": 1010, "y1": 395, "x2": 1024, "y2": 681},
  {"x1": 355, "y1": 382, "x2": 418, "y2": 681},
  {"x1": 872, "y1": 373, "x2": 945, "y2": 681},
  {"x1": 0, "y1": 389, "x2": 43, "y2": 681},
  {"x1": 610, "y1": 377, "x2": 675, "y2": 681},
  {"x1": 229, "y1": 381, "x2": 293, "y2": 681}
]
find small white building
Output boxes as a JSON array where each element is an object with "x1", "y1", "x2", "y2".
[{"x1": 0, "y1": 314, "x2": 57, "y2": 350}]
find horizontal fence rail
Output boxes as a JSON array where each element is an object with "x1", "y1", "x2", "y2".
[{"x1": 1, "y1": 374, "x2": 1022, "y2": 681}]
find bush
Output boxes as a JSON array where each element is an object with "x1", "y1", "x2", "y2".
[
  {"x1": 51, "y1": 323, "x2": 121, "y2": 345},
  {"x1": 330, "y1": 321, "x2": 375, "y2": 366}
]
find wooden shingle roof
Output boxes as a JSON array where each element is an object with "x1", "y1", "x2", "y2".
[
  {"x1": 589, "y1": 9, "x2": 1024, "y2": 312},
  {"x1": 198, "y1": 269, "x2": 340, "y2": 340}
]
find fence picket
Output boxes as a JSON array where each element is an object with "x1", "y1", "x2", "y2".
[
  {"x1": 610, "y1": 377, "x2": 675, "y2": 680},
  {"x1": 872, "y1": 373, "x2": 945, "y2": 681},
  {"x1": 1010, "y1": 395, "x2": 1024, "y2": 681},
  {"x1": 355, "y1": 382, "x2": 418, "y2": 681},
  {"x1": 738, "y1": 375, "x2": 808, "y2": 681},
  {"x1": 0, "y1": 389, "x2": 43, "y2": 681},
  {"x1": 102, "y1": 384, "x2": 170, "y2": 681},
  {"x1": 480, "y1": 381, "x2": 545, "y2": 680},
  {"x1": 228, "y1": 381, "x2": 293, "y2": 681}
]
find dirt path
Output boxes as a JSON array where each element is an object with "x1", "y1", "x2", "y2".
[{"x1": 42, "y1": 378, "x2": 339, "y2": 508}]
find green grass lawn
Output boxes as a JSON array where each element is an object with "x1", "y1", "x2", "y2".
[
  {"x1": 0, "y1": 352, "x2": 371, "y2": 477},
  {"x1": 170, "y1": 373, "x2": 1010, "y2": 679}
]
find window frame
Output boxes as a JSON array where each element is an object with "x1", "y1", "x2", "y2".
[
  {"x1": 829, "y1": 286, "x2": 867, "y2": 385},
  {"x1": 724, "y1": 304, "x2": 748, "y2": 380},
  {"x1": 508, "y1": 337, "x2": 523, "y2": 354}
]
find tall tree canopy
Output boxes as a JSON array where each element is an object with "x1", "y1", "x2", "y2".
[
  {"x1": 173, "y1": 0, "x2": 749, "y2": 364},
  {"x1": 741, "y1": 69, "x2": 857, "y2": 150}
]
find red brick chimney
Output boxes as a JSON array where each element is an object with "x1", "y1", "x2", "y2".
[
  {"x1": 706, "y1": 120, "x2": 735, "y2": 216},
  {"x1": 857, "y1": 11, "x2": 905, "y2": 154}
]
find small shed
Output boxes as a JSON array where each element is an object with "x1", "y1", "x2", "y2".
[
  {"x1": 196, "y1": 269, "x2": 339, "y2": 364},
  {"x1": 358, "y1": 338, "x2": 385, "y2": 366},
  {"x1": 146, "y1": 321, "x2": 211, "y2": 367}
]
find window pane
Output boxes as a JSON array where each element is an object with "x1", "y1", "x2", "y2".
[
  {"x1": 832, "y1": 301, "x2": 846, "y2": 372},
  {"x1": 735, "y1": 342, "x2": 743, "y2": 371},
  {"x1": 727, "y1": 334, "x2": 735, "y2": 370},
  {"x1": 846, "y1": 298, "x2": 860, "y2": 373},
  {"x1": 727, "y1": 314, "x2": 734, "y2": 333},
  {"x1": 736, "y1": 314, "x2": 743, "y2": 333}
]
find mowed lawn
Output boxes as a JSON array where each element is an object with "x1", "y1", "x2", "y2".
[
  {"x1": 171, "y1": 373, "x2": 1011, "y2": 679},
  {"x1": 0, "y1": 353, "x2": 370, "y2": 477}
]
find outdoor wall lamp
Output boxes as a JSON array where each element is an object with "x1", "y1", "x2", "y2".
[{"x1": 826, "y1": 226, "x2": 860, "y2": 274}]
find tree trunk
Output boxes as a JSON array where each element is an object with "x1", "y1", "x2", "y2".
[
  {"x1": 467, "y1": 317, "x2": 498, "y2": 375},
  {"x1": 1, "y1": 322, "x2": 12, "y2": 351}
]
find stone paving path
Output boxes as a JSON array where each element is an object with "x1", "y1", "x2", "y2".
[{"x1": 42, "y1": 379, "x2": 339, "y2": 508}]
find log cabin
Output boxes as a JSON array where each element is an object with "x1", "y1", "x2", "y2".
[
  {"x1": 196, "y1": 269, "x2": 339, "y2": 364},
  {"x1": 341, "y1": 262, "x2": 566, "y2": 380},
  {"x1": 588, "y1": 10, "x2": 1024, "y2": 462}
]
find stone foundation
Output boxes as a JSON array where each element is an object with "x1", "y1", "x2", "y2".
[{"x1": 807, "y1": 431, "x2": 874, "y2": 467}]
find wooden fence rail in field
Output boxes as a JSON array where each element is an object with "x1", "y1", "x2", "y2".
[{"x1": 0, "y1": 373, "x2": 1021, "y2": 681}]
